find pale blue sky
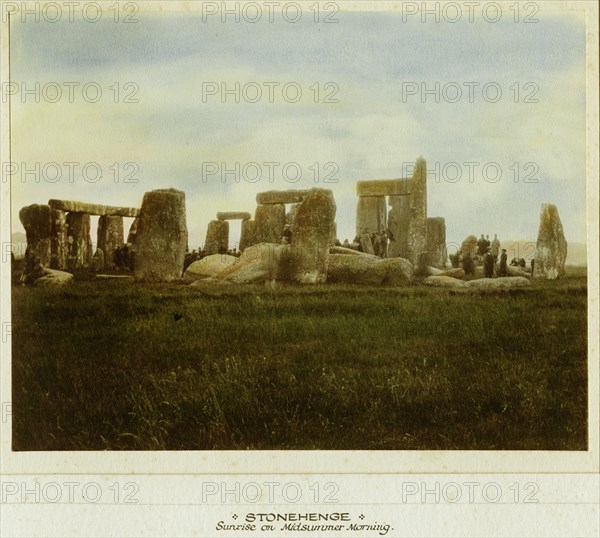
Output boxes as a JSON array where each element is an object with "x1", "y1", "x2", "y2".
[{"x1": 10, "y1": 7, "x2": 587, "y2": 250}]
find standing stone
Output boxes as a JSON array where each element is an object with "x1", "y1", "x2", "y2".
[
  {"x1": 406, "y1": 157, "x2": 427, "y2": 267},
  {"x1": 66, "y1": 213, "x2": 93, "y2": 270},
  {"x1": 134, "y1": 188, "x2": 188, "y2": 282},
  {"x1": 253, "y1": 203, "x2": 286, "y2": 244},
  {"x1": 387, "y1": 194, "x2": 411, "y2": 258},
  {"x1": 239, "y1": 219, "x2": 255, "y2": 252},
  {"x1": 533, "y1": 203, "x2": 567, "y2": 280},
  {"x1": 19, "y1": 204, "x2": 52, "y2": 266},
  {"x1": 204, "y1": 220, "x2": 229, "y2": 256},
  {"x1": 126, "y1": 216, "x2": 139, "y2": 244},
  {"x1": 356, "y1": 196, "x2": 387, "y2": 236},
  {"x1": 50, "y1": 209, "x2": 67, "y2": 270},
  {"x1": 425, "y1": 217, "x2": 447, "y2": 269},
  {"x1": 97, "y1": 215, "x2": 124, "y2": 270},
  {"x1": 461, "y1": 235, "x2": 478, "y2": 259},
  {"x1": 91, "y1": 248, "x2": 105, "y2": 272},
  {"x1": 359, "y1": 232, "x2": 375, "y2": 255},
  {"x1": 286, "y1": 188, "x2": 336, "y2": 284}
]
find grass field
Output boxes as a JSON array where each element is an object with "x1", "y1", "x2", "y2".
[{"x1": 11, "y1": 267, "x2": 588, "y2": 451}]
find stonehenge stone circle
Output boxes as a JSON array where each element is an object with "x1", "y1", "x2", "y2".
[
  {"x1": 48, "y1": 199, "x2": 139, "y2": 218},
  {"x1": 256, "y1": 190, "x2": 310, "y2": 205},
  {"x1": 533, "y1": 203, "x2": 567, "y2": 280},
  {"x1": 133, "y1": 188, "x2": 188, "y2": 282},
  {"x1": 216, "y1": 212, "x2": 251, "y2": 221},
  {"x1": 19, "y1": 204, "x2": 52, "y2": 266}
]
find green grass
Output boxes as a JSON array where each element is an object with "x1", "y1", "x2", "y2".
[{"x1": 11, "y1": 270, "x2": 588, "y2": 450}]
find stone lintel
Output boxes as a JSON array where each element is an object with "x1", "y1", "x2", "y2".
[
  {"x1": 256, "y1": 190, "x2": 311, "y2": 205},
  {"x1": 217, "y1": 211, "x2": 252, "y2": 221},
  {"x1": 356, "y1": 179, "x2": 410, "y2": 197},
  {"x1": 49, "y1": 199, "x2": 140, "y2": 217}
]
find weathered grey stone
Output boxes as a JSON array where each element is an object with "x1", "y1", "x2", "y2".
[
  {"x1": 506, "y1": 265, "x2": 530, "y2": 278},
  {"x1": 423, "y1": 275, "x2": 468, "y2": 288},
  {"x1": 34, "y1": 268, "x2": 74, "y2": 287},
  {"x1": 440, "y1": 268, "x2": 465, "y2": 279},
  {"x1": 467, "y1": 277, "x2": 530, "y2": 289},
  {"x1": 406, "y1": 157, "x2": 427, "y2": 267},
  {"x1": 533, "y1": 204, "x2": 568, "y2": 280},
  {"x1": 66, "y1": 212, "x2": 93, "y2": 270},
  {"x1": 461, "y1": 235, "x2": 478, "y2": 259},
  {"x1": 356, "y1": 178, "x2": 409, "y2": 197},
  {"x1": 358, "y1": 232, "x2": 375, "y2": 255},
  {"x1": 50, "y1": 209, "x2": 67, "y2": 270},
  {"x1": 256, "y1": 190, "x2": 310, "y2": 205},
  {"x1": 217, "y1": 211, "x2": 252, "y2": 221},
  {"x1": 134, "y1": 188, "x2": 188, "y2": 282},
  {"x1": 253, "y1": 204, "x2": 286, "y2": 244},
  {"x1": 126, "y1": 217, "x2": 139, "y2": 244},
  {"x1": 48, "y1": 199, "x2": 139, "y2": 217},
  {"x1": 97, "y1": 215, "x2": 124, "y2": 269},
  {"x1": 356, "y1": 196, "x2": 387, "y2": 236},
  {"x1": 329, "y1": 246, "x2": 372, "y2": 256},
  {"x1": 204, "y1": 220, "x2": 230, "y2": 256},
  {"x1": 239, "y1": 219, "x2": 255, "y2": 251},
  {"x1": 183, "y1": 254, "x2": 237, "y2": 283},
  {"x1": 327, "y1": 254, "x2": 413, "y2": 285},
  {"x1": 426, "y1": 217, "x2": 447, "y2": 269},
  {"x1": 91, "y1": 248, "x2": 105, "y2": 272},
  {"x1": 200, "y1": 243, "x2": 287, "y2": 286},
  {"x1": 421, "y1": 266, "x2": 444, "y2": 276},
  {"x1": 19, "y1": 204, "x2": 52, "y2": 266},
  {"x1": 387, "y1": 194, "x2": 411, "y2": 258}
]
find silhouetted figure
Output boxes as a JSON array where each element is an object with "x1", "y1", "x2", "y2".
[
  {"x1": 484, "y1": 248, "x2": 495, "y2": 278},
  {"x1": 531, "y1": 258, "x2": 535, "y2": 275},
  {"x1": 372, "y1": 232, "x2": 382, "y2": 257},
  {"x1": 342, "y1": 239, "x2": 351, "y2": 248},
  {"x1": 379, "y1": 230, "x2": 389, "y2": 258},
  {"x1": 518, "y1": 258, "x2": 526, "y2": 268},
  {"x1": 462, "y1": 252, "x2": 474, "y2": 275},
  {"x1": 491, "y1": 234, "x2": 500, "y2": 262},
  {"x1": 484, "y1": 234, "x2": 491, "y2": 252},
  {"x1": 477, "y1": 234, "x2": 487, "y2": 256},
  {"x1": 510, "y1": 257, "x2": 519, "y2": 266},
  {"x1": 282, "y1": 224, "x2": 292, "y2": 245},
  {"x1": 499, "y1": 249, "x2": 508, "y2": 277}
]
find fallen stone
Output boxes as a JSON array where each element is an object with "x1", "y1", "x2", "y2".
[
  {"x1": 217, "y1": 211, "x2": 252, "y2": 221},
  {"x1": 440, "y1": 268, "x2": 465, "y2": 279},
  {"x1": 34, "y1": 269, "x2": 74, "y2": 287},
  {"x1": 466, "y1": 277, "x2": 531, "y2": 289},
  {"x1": 183, "y1": 254, "x2": 237, "y2": 283},
  {"x1": 533, "y1": 203, "x2": 568, "y2": 280},
  {"x1": 48, "y1": 199, "x2": 139, "y2": 217},
  {"x1": 134, "y1": 188, "x2": 188, "y2": 282},
  {"x1": 420, "y1": 266, "x2": 443, "y2": 276},
  {"x1": 506, "y1": 265, "x2": 530, "y2": 278},
  {"x1": 329, "y1": 246, "x2": 373, "y2": 256},
  {"x1": 423, "y1": 275, "x2": 468, "y2": 288},
  {"x1": 327, "y1": 254, "x2": 413, "y2": 285},
  {"x1": 256, "y1": 190, "x2": 310, "y2": 205}
]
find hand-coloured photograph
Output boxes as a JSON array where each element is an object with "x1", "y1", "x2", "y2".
[{"x1": 4, "y1": 1, "x2": 592, "y2": 455}]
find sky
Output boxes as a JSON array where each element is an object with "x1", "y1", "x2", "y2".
[{"x1": 7, "y1": 3, "x2": 587, "y2": 252}]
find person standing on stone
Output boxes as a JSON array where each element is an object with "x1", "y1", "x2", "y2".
[
  {"x1": 491, "y1": 234, "x2": 500, "y2": 262},
  {"x1": 484, "y1": 247, "x2": 495, "y2": 278},
  {"x1": 485, "y1": 234, "x2": 491, "y2": 252},
  {"x1": 499, "y1": 249, "x2": 508, "y2": 277},
  {"x1": 342, "y1": 239, "x2": 351, "y2": 249},
  {"x1": 281, "y1": 224, "x2": 292, "y2": 245}
]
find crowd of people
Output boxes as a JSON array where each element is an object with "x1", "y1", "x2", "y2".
[{"x1": 449, "y1": 233, "x2": 534, "y2": 278}]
